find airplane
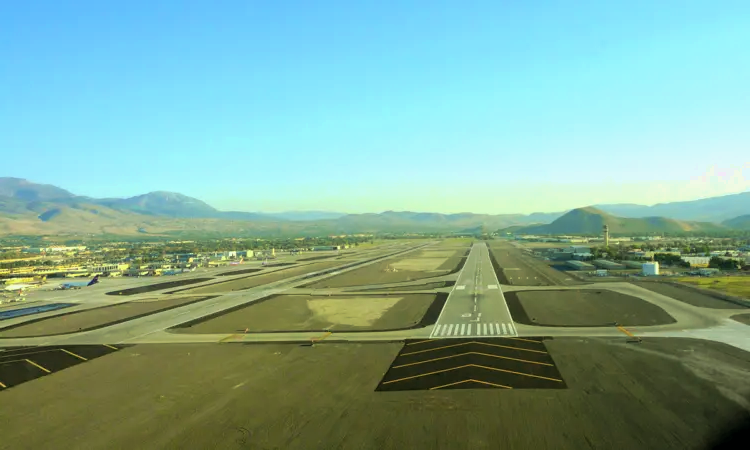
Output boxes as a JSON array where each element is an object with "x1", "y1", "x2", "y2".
[
  {"x1": 55, "y1": 275, "x2": 100, "y2": 290},
  {"x1": 3, "y1": 283, "x2": 35, "y2": 292},
  {"x1": 230, "y1": 257, "x2": 244, "y2": 265}
]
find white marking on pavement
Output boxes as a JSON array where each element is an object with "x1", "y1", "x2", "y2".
[
  {"x1": 487, "y1": 285, "x2": 498, "y2": 289},
  {"x1": 461, "y1": 323, "x2": 466, "y2": 335},
  {"x1": 502, "y1": 323, "x2": 508, "y2": 335},
  {"x1": 446, "y1": 324, "x2": 454, "y2": 336},
  {"x1": 484, "y1": 323, "x2": 488, "y2": 335},
  {"x1": 433, "y1": 324, "x2": 442, "y2": 336},
  {"x1": 456, "y1": 285, "x2": 466, "y2": 290}
]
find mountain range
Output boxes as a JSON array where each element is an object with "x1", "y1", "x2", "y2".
[
  {"x1": 0, "y1": 177, "x2": 748, "y2": 237},
  {"x1": 509, "y1": 207, "x2": 728, "y2": 235}
]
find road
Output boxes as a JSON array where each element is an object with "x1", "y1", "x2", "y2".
[{"x1": 430, "y1": 242, "x2": 516, "y2": 338}]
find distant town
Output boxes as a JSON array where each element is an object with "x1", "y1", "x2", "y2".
[{"x1": 0, "y1": 234, "x2": 379, "y2": 297}]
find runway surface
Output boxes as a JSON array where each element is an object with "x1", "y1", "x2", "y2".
[{"x1": 431, "y1": 243, "x2": 516, "y2": 338}]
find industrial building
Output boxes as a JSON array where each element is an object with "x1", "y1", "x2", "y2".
[
  {"x1": 311, "y1": 246, "x2": 342, "y2": 251},
  {"x1": 642, "y1": 262, "x2": 659, "y2": 276},
  {"x1": 592, "y1": 260, "x2": 626, "y2": 270},
  {"x1": 622, "y1": 261, "x2": 645, "y2": 269},
  {"x1": 566, "y1": 260, "x2": 596, "y2": 271},
  {"x1": 681, "y1": 256, "x2": 710, "y2": 268}
]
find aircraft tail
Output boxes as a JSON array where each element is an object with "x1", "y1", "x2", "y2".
[{"x1": 87, "y1": 275, "x2": 100, "y2": 286}]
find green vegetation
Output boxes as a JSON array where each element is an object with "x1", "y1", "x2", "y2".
[
  {"x1": 654, "y1": 253, "x2": 690, "y2": 268},
  {"x1": 708, "y1": 256, "x2": 743, "y2": 270},
  {"x1": 722, "y1": 214, "x2": 750, "y2": 230},
  {"x1": 676, "y1": 276, "x2": 750, "y2": 299}
]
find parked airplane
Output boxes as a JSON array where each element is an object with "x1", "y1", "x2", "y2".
[
  {"x1": 55, "y1": 275, "x2": 100, "y2": 290},
  {"x1": 3, "y1": 283, "x2": 35, "y2": 292},
  {"x1": 230, "y1": 257, "x2": 244, "y2": 265}
]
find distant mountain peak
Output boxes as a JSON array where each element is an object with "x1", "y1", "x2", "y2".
[{"x1": 0, "y1": 177, "x2": 76, "y2": 201}]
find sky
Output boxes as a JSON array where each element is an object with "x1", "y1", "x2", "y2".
[{"x1": 1, "y1": 1, "x2": 749, "y2": 214}]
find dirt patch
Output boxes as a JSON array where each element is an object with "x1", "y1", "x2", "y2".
[
  {"x1": 731, "y1": 314, "x2": 750, "y2": 325},
  {"x1": 0, "y1": 296, "x2": 217, "y2": 337},
  {"x1": 305, "y1": 250, "x2": 463, "y2": 288},
  {"x1": 633, "y1": 282, "x2": 748, "y2": 309},
  {"x1": 105, "y1": 278, "x2": 214, "y2": 296},
  {"x1": 506, "y1": 290, "x2": 676, "y2": 327},
  {"x1": 173, "y1": 262, "x2": 343, "y2": 294},
  {"x1": 390, "y1": 258, "x2": 446, "y2": 271},
  {"x1": 352, "y1": 281, "x2": 455, "y2": 292},
  {"x1": 172, "y1": 293, "x2": 438, "y2": 333},
  {"x1": 0, "y1": 339, "x2": 747, "y2": 449},
  {"x1": 416, "y1": 250, "x2": 456, "y2": 258}
]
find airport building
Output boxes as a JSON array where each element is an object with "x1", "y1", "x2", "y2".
[
  {"x1": 642, "y1": 262, "x2": 659, "y2": 276},
  {"x1": 622, "y1": 260, "x2": 645, "y2": 269},
  {"x1": 311, "y1": 246, "x2": 342, "y2": 251},
  {"x1": 681, "y1": 256, "x2": 710, "y2": 268},
  {"x1": 566, "y1": 260, "x2": 596, "y2": 271},
  {"x1": 592, "y1": 260, "x2": 626, "y2": 270}
]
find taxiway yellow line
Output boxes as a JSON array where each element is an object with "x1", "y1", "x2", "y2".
[
  {"x1": 312, "y1": 331, "x2": 332, "y2": 342},
  {"x1": 430, "y1": 378, "x2": 512, "y2": 390},
  {"x1": 103, "y1": 344, "x2": 118, "y2": 350},
  {"x1": 25, "y1": 359, "x2": 51, "y2": 373},
  {"x1": 393, "y1": 351, "x2": 554, "y2": 369},
  {"x1": 617, "y1": 326, "x2": 637, "y2": 338},
  {"x1": 219, "y1": 334, "x2": 241, "y2": 343},
  {"x1": 0, "y1": 380, "x2": 6, "y2": 388},
  {"x1": 401, "y1": 340, "x2": 548, "y2": 357},
  {"x1": 383, "y1": 363, "x2": 564, "y2": 385},
  {"x1": 60, "y1": 348, "x2": 87, "y2": 361}
]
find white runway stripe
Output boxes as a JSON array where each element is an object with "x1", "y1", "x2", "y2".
[{"x1": 432, "y1": 322, "x2": 517, "y2": 337}]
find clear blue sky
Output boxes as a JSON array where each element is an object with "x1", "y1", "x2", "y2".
[{"x1": 1, "y1": 1, "x2": 748, "y2": 214}]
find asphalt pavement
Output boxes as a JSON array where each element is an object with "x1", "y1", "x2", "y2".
[{"x1": 431, "y1": 243, "x2": 516, "y2": 338}]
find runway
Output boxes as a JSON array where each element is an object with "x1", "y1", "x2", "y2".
[{"x1": 430, "y1": 242, "x2": 516, "y2": 338}]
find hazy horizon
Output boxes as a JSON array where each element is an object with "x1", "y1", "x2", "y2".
[
  {"x1": 2, "y1": 1, "x2": 748, "y2": 214},
  {"x1": 4, "y1": 176, "x2": 749, "y2": 217}
]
